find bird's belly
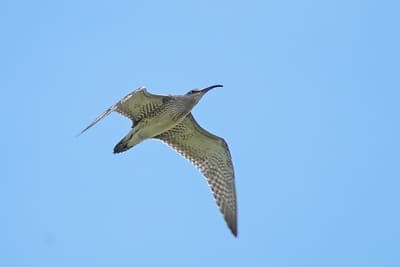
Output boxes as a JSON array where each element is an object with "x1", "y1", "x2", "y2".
[{"x1": 136, "y1": 115, "x2": 180, "y2": 139}]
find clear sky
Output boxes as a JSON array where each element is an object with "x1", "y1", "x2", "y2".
[{"x1": 2, "y1": 0, "x2": 399, "y2": 266}]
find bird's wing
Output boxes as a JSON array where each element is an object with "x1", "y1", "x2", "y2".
[
  {"x1": 80, "y1": 87, "x2": 165, "y2": 134},
  {"x1": 155, "y1": 113, "x2": 237, "y2": 236}
]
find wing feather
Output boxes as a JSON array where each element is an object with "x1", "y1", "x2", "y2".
[
  {"x1": 155, "y1": 113, "x2": 238, "y2": 236},
  {"x1": 80, "y1": 87, "x2": 165, "y2": 134}
]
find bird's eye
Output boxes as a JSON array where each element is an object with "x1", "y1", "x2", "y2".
[{"x1": 189, "y1": 89, "x2": 200, "y2": 94}]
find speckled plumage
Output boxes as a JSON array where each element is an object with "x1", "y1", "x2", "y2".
[{"x1": 81, "y1": 85, "x2": 237, "y2": 236}]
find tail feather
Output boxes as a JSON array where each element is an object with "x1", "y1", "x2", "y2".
[
  {"x1": 113, "y1": 131, "x2": 135, "y2": 153},
  {"x1": 113, "y1": 128, "x2": 144, "y2": 154},
  {"x1": 113, "y1": 139, "x2": 132, "y2": 153}
]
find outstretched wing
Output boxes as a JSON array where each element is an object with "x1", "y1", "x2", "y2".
[
  {"x1": 155, "y1": 113, "x2": 237, "y2": 236},
  {"x1": 80, "y1": 87, "x2": 165, "y2": 134}
]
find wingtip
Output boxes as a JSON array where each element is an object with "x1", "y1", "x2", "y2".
[
  {"x1": 229, "y1": 221, "x2": 238, "y2": 237},
  {"x1": 231, "y1": 230, "x2": 238, "y2": 238},
  {"x1": 225, "y1": 206, "x2": 238, "y2": 237},
  {"x1": 76, "y1": 127, "x2": 90, "y2": 138},
  {"x1": 78, "y1": 127, "x2": 89, "y2": 136}
]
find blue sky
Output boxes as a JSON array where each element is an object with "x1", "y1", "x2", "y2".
[{"x1": 2, "y1": 0, "x2": 399, "y2": 266}]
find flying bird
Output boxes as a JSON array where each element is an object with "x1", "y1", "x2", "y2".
[{"x1": 81, "y1": 85, "x2": 237, "y2": 236}]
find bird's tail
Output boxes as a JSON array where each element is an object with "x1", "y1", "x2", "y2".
[{"x1": 113, "y1": 129, "x2": 141, "y2": 153}]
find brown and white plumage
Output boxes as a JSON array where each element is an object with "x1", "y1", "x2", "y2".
[
  {"x1": 80, "y1": 87, "x2": 165, "y2": 135},
  {"x1": 155, "y1": 114, "x2": 237, "y2": 235},
  {"x1": 81, "y1": 85, "x2": 238, "y2": 236}
]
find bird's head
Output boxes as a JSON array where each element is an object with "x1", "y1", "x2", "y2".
[{"x1": 185, "y1": 84, "x2": 223, "y2": 104}]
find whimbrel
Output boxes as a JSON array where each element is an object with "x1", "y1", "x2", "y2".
[{"x1": 81, "y1": 85, "x2": 237, "y2": 236}]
